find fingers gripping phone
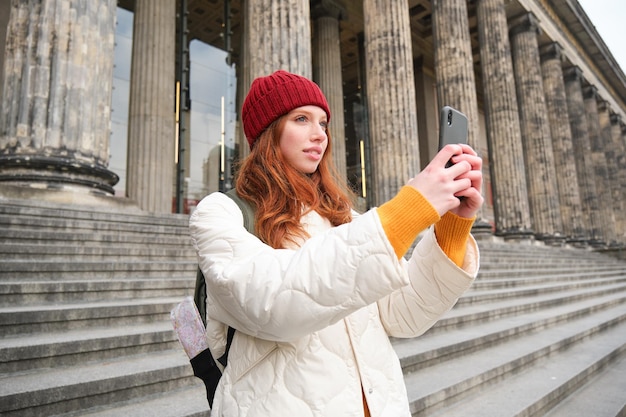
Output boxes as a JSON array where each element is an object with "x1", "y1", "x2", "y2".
[{"x1": 438, "y1": 106, "x2": 468, "y2": 167}]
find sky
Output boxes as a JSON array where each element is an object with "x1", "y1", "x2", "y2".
[{"x1": 577, "y1": 0, "x2": 626, "y2": 74}]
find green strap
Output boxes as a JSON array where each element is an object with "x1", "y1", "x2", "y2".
[
  {"x1": 193, "y1": 268, "x2": 208, "y2": 326},
  {"x1": 194, "y1": 189, "x2": 256, "y2": 326},
  {"x1": 224, "y1": 188, "x2": 256, "y2": 233}
]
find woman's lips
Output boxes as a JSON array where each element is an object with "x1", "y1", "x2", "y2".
[{"x1": 304, "y1": 146, "x2": 323, "y2": 160}]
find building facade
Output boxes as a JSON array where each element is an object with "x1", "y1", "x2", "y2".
[{"x1": 0, "y1": 0, "x2": 625, "y2": 248}]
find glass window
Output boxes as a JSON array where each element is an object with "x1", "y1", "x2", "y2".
[
  {"x1": 110, "y1": 7, "x2": 133, "y2": 196},
  {"x1": 109, "y1": 8, "x2": 237, "y2": 211},
  {"x1": 185, "y1": 40, "x2": 237, "y2": 212}
]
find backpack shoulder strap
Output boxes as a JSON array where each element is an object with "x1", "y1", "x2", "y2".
[
  {"x1": 193, "y1": 189, "x2": 256, "y2": 326},
  {"x1": 224, "y1": 188, "x2": 256, "y2": 234}
]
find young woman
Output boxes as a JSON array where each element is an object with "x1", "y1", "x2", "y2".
[{"x1": 190, "y1": 70, "x2": 482, "y2": 417}]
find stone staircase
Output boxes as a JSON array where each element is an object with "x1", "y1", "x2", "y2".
[{"x1": 0, "y1": 197, "x2": 624, "y2": 417}]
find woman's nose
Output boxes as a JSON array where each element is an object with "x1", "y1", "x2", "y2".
[{"x1": 312, "y1": 124, "x2": 327, "y2": 140}]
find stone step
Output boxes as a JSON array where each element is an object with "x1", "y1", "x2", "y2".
[
  {"x1": 431, "y1": 282, "x2": 626, "y2": 333},
  {"x1": 403, "y1": 306, "x2": 626, "y2": 415},
  {"x1": 0, "y1": 228, "x2": 192, "y2": 247},
  {"x1": 0, "y1": 213, "x2": 189, "y2": 236},
  {"x1": 0, "y1": 242, "x2": 196, "y2": 261},
  {"x1": 419, "y1": 322, "x2": 626, "y2": 416},
  {"x1": 471, "y1": 269, "x2": 625, "y2": 290},
  {"x1": 0, "y1": 260, "x2": 197, "y2": 280},
  {"x1": 477, "y1": 264, "x2": 624, "y2": 278},
  {"x1": 0, "y1": 297, "x2": 183, "y2": 336},
  {"x1": 542, "y1": 354, "x2": 626, "y2": 417},
  {"x1": 0, "y1": 199, "x2": 189, "y2": 228},
  {"x1": 394, "y1": 291, "x2": 626, "y2": 373},
  {"x1": 459, "y1": 275, "x2": 626, "y2": 306},
  {"x1": 478, "y1": 256, "x2": 622, "y2": 269},
  {"x1": 12, "y1": 280, "x2": 626, "y2": 416},
  {"x1": 0, "y1": 279, "x2": 194, "y2": 305},
  {"x1": 475, "y1": 244, "x2": 621, "y2": 262},
  {"x1": 0, "y1": 349, "x2": 197, "y2": 417},
  {"x1": 0, "y1": 322, "x2": 177, "y2": 373},
  {"x1": 0, "y1": 197, "x2": 624, "y2": 417},
  {"x1": 58, "y1": 385, "x2": 211, "y2": 417}
]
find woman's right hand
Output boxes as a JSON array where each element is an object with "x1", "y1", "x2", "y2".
[{"x1": 406, "y1": 144, "x2": 475, "y2": 217}]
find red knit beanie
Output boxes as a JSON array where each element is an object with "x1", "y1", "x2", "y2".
[{"x1": 242, "y1": 70, "x2": 331, "y2": 149}]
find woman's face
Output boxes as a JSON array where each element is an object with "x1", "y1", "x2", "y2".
[{"x1": 279, "y1": 105, "x2": 329, "y2": 174}]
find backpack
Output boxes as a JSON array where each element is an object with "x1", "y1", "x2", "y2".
[
  {"x1": 190, "y1": 189, "x2": 256, "y2": 407},
  {"x1": 193, "y1": 189, "x2": 255, "y2": 326}
]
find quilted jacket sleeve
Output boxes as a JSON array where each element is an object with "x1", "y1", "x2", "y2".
[
  {"x1": 189, "y1": 192, "x2": 410, "y2": 342},
  {"x1": 377, "y1": 227, "x2": 479, "y2": 338}
]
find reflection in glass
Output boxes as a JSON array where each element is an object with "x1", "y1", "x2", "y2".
[
  {"x1": 186, "y1": 40, "x2": 237, "y2": 213},
  {"x1": 109, "y1": 8, "x2": 237, "y2": 208},
  {"x1": 110, "y1": 7, "x2": 133, "y2": 196}
]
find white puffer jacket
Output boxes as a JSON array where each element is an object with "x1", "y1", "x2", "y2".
[{"x1": 190, "y1": 192, "x2": 479, "y2": 417}]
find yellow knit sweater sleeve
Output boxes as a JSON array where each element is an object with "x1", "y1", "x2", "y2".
[
  {"x1": 376, "y1": 186, "x2": 440, "y2": 259},
  {"x1": 434, "y1": 212, "x2": 475, "y2": 267},
  {"x1": 376, "y1": 186, "x2": 475, "y2": 266}
]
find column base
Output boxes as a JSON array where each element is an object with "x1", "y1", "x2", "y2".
[
  {"x1": 589, "y1": 238, "x2": 608, "y2": 250},
  {"x1": 535, "y1": 233, "x2": 567, "y2": 247},
  {"x1": 0, "y1": 183, "x2": 140, "y2": 212},
  {"x1": 495, "y1": 227, "x2": 535, "y2": 243},
  {"x1": 471, "y1": 218, "x2": 494, "y2": 239},
  {"x1": 0, "y1": 154, "x2": 119, "y2": 195},
  {"x1": 565, "y1": 235, "x2": 588, "y2": 248}
]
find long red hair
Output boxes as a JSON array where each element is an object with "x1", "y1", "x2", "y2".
[{"x1": 235, "y1": 117, "x2": 354, "y2": 248}]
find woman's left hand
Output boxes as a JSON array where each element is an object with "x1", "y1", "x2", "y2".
[{"x1": 448, "y1": 144, "x2": 483, "y2": 219}]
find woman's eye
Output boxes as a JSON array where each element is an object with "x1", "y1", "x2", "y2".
[
  {"x1": 295, "y1": 116, "x2": 307, "y2": 122},
  {"x1": 320, "y1": 121, "x2": 328, "y2": 129}
]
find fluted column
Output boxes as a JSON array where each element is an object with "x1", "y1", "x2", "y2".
[
  {"x1": 0, "y1": 1, "x2": 9, "y2": 100},
  {"x1": 240, "y1": 0, "x2": 312, "y2": 160},
  {"x1": 563, "y1": 67, "x2": 600, "y2": 244},
  {"x1": 510, "y1": 14, "x2": 563, "y2": 244},
  {"x1": 610, "y1": 112, "x2": 626, "y2": 247},
  {"x1": 0, "y1": 0, "x2": 118, "y2": 194},
  {"x1": 245, "y1": 0, "x2": 311, "y2": 80},
  {"x1": 126, "y1": 0, "x2": 176, "y2": 212},
  {"x1": 363, "y1": 0, "x2": 419, "y2": 205},
  {"x1": 433, "y1": 0, "x2": 492, "y2": 236},
  {"x1": 540, "y1": 43, "x2": 585, "y2": 242},
  {"x1": 619, "y1": 121, "x2": 626, "y2": 243},
  {"x1": 587, "y1": 93, "x2": 616, "y2": 245},
  {"x1": 432, "y1": 0, "x2": 480, "y2": 147},
  {"x1": 312, "y1": 0, "x2": 347, "y2": 183},
  {"x1": 476, "y1": 0, "x2": 532, "y2": 239},
  {"x1": 608, "y1": 112, "x2": 625, "y2": 244}
]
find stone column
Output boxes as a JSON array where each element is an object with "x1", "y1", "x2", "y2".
[
  {"x1": 563, "y1": 67, "x2": 600, "y2": 244},
  {"x1": 539, "y1": 43, "x2": 585, "y2": 243},
  {"x1": 476, "y1": 0, "x2": 533, "y2": 239},
  {"x1": 126, "y1": 0, "x2": 176, "y2": 213},
  {"x1": 619, "y1": 120, "x2": 626, "y2": 244},
  {"x1": 433, "y1": 0, "x2": 492, "y2": 236},
  {"x1": 611, "y1": 113, "x2": 626, "y2": 247},
  {"x1": 509, "y1": 14, "x2": 563, "y2": 244},
  {"x1": 0, "y1": 0, "x2": 118, "y2": 194},
  {"x1": 245, "y1": 0, "x2": 312, "y2": 80},
  {"x1": 363, "y1": 0, "x2": 419, "y2": 205},
  {"x1": 240, "y1": 0, "x2": 312, "y2": 160},
  {"x1": 586, "y1": 92, "x2": 616, "y2": 245},
  {"x1": 0, "y1": 0, "x2": 10, "y2": 100},
  {"x1": 312, "y1": 0, "x2": 347, "y2": 183},
  {"x1": 432, "y1": 0, "x2": 480, "y2": 147}
]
